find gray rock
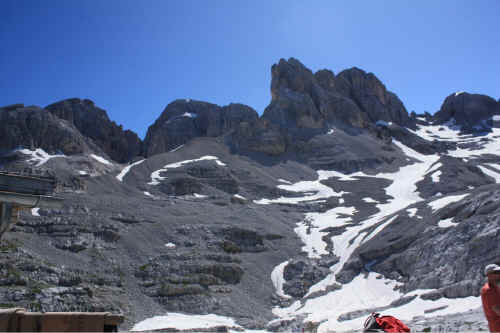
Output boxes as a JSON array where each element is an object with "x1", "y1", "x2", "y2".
[
  {"x1": 46, "y1": 98, "x2": 142, "y2": 163},
  {"x1": 0, "y1": 104, "x2": 102, "y2": 156},
  {"x1": 335, "y1": 67, "x2": 411, "y2": 127},
  {"x1": 282, "y1": 259, "x2": 330, "y2": 298},
  {"x1": 433, "y1": 92, "x2": 498, "y2": 132},
  {"x1": 143, "y1": 100, "x2": 258, "y2": 157}
]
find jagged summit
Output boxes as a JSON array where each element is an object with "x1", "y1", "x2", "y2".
[{"x1": 46, "y1": 98, "x2": 142, "y2": 163}]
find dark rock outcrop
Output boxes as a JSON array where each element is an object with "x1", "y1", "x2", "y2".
[
  {"x1": 263, "y1": 58, "x2": 369, "y2": 131},
  {"x1": 0, "y1": 104, "x2": 100, "y2": 156},
  {"x1": 46, "y1": 98, "x2": 142, "y2": 163},
  {"x1": 144, "y1": 100, "x2": 258, "y2": 157},
  {"x1": 417, "y1": 156, "x2": 494, "y2": 198},
  {"x1": 335, "y1": 67, "x2": 411, "y2": 127},
  {"x1": 433, "y1": 92, "x2": 498, "y2": 132},
  {"x1": 282, "y1": 259, "x2": 330, "y2": 298},
  {"x1": 351, "y1": 187, "x2": 500, "y2": 295},
  {"x1": 262, "y1": 58, "x2": 411, "y2": 131}
]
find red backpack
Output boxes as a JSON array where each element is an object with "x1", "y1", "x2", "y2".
[{"x1": 363, "y1": 312, "x2": 410, "y2": 333}]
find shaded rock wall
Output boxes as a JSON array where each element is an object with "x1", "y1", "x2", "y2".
[
  {"x1": 0, "y1": 104, "x2": 101, "y2": 156},
  {"x1": 433, "y1": 92, "x2": 498, "y2": 131},
  {"x1": 143, "y1": 100, "x2": 258, "y2": 157},
  {"x1": 46, "y1": 98, "x2": 142, "y2": 163}
]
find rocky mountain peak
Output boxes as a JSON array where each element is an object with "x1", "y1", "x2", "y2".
[
  {"x1": 46, "y1": 98, "x2": 142, "y2": 163},
  {"x1": 143, "y1": 99, "x2": 258, "y2": 157},
  {"x1": 313, "y1": 69, "x2": 336, "y2": 92},
  {"x1": 270, "y1": 58, "x2": 318, "y2": 101},
  {"x1": 433, "y1": 92, "x2": 499, "y2": 132},
  {"x1": 335, "y1": 67, "x2": 411, "y2": 127},
  {"x1": 0, "y1": 103, "x2": 103, "y2": 156},
  {"x1": 263, "y1": 59, "x2": 411, "y2": 133}
]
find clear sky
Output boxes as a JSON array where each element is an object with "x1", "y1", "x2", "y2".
[{"x1": 1, "y1": 0, "x2": 499, "y2": 138}]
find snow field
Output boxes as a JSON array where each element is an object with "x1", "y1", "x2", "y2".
[
  {"x1": 90, "y1": 154, "x2": 113, "y2": 166},
  {"x1": 17, "y1": 148, "x2": 65, "y2": 166},
  {"x1": 428, "y1": 194, "x2": 468, "y2": 212},
  {"x1": 148, "y1": 156, "x2": 226, "y2": 185},
  {"x1": 131, "y1": 312, "x2": 240, "y2": 331},
  {"x1": 265, "y1": 140, "x2": 468, "y2": 330}
]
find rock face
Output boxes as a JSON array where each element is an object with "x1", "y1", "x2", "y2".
[
  {"x1": 262, "y1": 58, "x2": 411, "y2": 131},
  {"x1": 263, "y1": 58, "x2": 369, "y2": 131},
  {"x1": 335, "y1": 67, "x2": 411, "y2": 127},
  {"x1": 230, "y1": 58, "x2": 422, "y2": 167},
  {"x1": 0, "y1": 104, "x2": 101, "y2": 156},
  {"x1": 46, "y1": 98, "x2": 142, "y2": 163},
  {"x1": 143, "y1": 100, "x2": 258, "y2": 157},
  {"x1": 433, "y1": 92, "x2": 499, "y2": 132},
  {"x1": 361, "y1": 187, "x2": 500, "y2": 296}
]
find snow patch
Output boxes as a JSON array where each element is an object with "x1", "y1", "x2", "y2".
[
  {"x1": 478, "y1": 165, "x2": 500, "y2": 183},
  {"x1": 296, "y1": 206, "x2": 357, "y2": 259},
  {"x1": 116, "y1": 159, "x2": 145, "y2": 182},
  {"x1": 271, "y1": 261, "x2": 291, "y2": 299},
  {"x1": 131, "y1": 313, "x2": 240, "y2": 331},
  {"x1": 428, "y1": 194, "x2": 468, "y2": 212},
  {"x1": 31, "y1": 208, "x2": 40, "y2": 216},
  {"x1": 90, "y1": 154, "x2": 113, "y2": 166},
  {"x1": 431, "y1": 170, "x2": 442, "y2": 182},
  {"x1": 165, "y1": 242, "x2": 176, "y2": 248},
  {"x1": 149, "y1": 156, "x2": 226, "y2": 185},
  {"x1": 407, "y1": 208, "x2": 418, "y2": 218},
  {"x1": 254, "y1": 172, "x2": 346, "y2": 205},
  {"x1": 362, "y1": 197, "x2": 378, "y2": 203},
  {"x1": 233, "y1": 194, "x2": 246, "y2": 200},
  {"x1": 17, "y1": 148, "x2": 65, "y2": 166},
  {"x1": 438, "y1": 218, "x2": 458, "y2": 228}
]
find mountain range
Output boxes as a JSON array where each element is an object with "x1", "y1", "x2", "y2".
[{"x1": 1, "y1": 58, "x2": 499, "y2": 332}]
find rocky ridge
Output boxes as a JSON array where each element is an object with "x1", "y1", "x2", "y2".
[
  {"x1": 46, "y1": 98, "x2": 142, "y2": 163},
  {"x1": 1, "y1": 58, "x2": 499, "y2": 332}
]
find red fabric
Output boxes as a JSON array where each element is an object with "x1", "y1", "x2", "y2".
[
  {"x1": 481, "y1": 282, "x2": 500, "y2": 332},
  {"x1": 375, "y1": 316, "x2": 410, "y2": 333}
]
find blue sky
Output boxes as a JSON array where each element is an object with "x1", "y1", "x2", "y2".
[{"x1": 1, "y1": 0, "x2": 499, "y2": 138}]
